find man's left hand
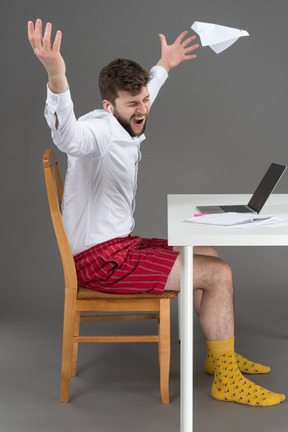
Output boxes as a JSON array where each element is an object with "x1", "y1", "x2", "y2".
[{"x1": 157, "y1": 30, "x2": 199, "y2": 72}]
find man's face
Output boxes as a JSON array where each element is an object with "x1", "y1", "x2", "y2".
[{"x1": 112, "y1": 86, "x2": 151, "y2": 137}]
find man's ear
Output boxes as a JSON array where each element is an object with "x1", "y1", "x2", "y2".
[{"x1": 103, "y1": 100, "x2": 113, "y2": 113}]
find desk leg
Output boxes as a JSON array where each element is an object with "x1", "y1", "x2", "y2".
[
  {"x1": 178, "y1": 292, "x2": 182, "y2": 343},
  {"x1": 180, "y1": 246, "x2": 193, "y2": 432}
]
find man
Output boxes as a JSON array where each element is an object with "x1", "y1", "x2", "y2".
[{"x1": 28, "y1": 19, "x2": 285, "y2": 406}]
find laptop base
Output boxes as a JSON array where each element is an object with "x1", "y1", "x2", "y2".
[{"x1": 196, "y1": 205, "x2": 255, "y2": 214}]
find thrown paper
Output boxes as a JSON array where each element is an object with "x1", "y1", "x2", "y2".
[{"x1": 191, "y1": 21, "x2": 249, "y2": 54}]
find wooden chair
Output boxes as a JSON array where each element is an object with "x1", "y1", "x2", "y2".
[{"x1": 43, "y1": 149, "x2": 178, "y2": 404}]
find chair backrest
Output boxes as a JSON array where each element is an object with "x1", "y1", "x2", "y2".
[{"x1": 43, "y1": 149, "x2": 78, "y2": 291}]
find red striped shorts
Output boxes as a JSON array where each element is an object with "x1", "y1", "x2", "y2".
[{"x1": 74, "y1": 235, "x2": 179, "y2": 295}]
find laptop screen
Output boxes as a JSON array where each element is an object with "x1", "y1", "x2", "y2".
[{"x1": 248, "y1": 163, "x2": 286, "y2": 213}]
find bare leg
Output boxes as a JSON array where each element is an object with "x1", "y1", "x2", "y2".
[
  {"x1": 165, "y1": 250, "x2": 234, "y2": 341},
  {"x1": 191, "y1": 246, "x2": 219, "y2": 316},
  {"x1": 183, "y1": 247, "x2": 270, "y2": 375},
  {"x1": 171, "y1": 246, "x2": 219, "y2": 314},
  {"x1": 165, "y1": 247, "x2": 285, "y2": 406}
]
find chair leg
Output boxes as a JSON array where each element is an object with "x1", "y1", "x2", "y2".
[
  {"x1": 71, "y1": 312, "x2": 81, "y2": 377},
  {"x1": 159, "y1": 299, "x2": 171, "y2": 404},
  {"x1": 60, "y1": 295, "x2": 76, "y2": 403}
]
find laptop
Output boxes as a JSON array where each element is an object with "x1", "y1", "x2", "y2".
[{"x1": 196, "y1": 163, "x2": 287, "y2": 214}]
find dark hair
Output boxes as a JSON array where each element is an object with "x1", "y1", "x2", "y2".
[{"x1": 98, "y1": 58, "x2": 150, "y2": 105}]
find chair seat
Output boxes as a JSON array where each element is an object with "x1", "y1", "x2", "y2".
[{"x1": 77, "y1": 287, "x2": 178, "y2": 300}]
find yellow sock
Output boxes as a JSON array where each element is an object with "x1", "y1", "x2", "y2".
[
  {"x1": 207, "y1": 338, "x2": 285, "y2": 407},
  {"x1": 205, "y1": 350, "x2": 270, "y2": 375}
]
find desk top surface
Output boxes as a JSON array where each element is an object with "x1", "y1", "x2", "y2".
[{"x1": 168, "y1": 194, "x2": 288, "y2": 246}]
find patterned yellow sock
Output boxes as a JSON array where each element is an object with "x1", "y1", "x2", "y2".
[
  {"x1": 207, "y1": 338, "x2": 285, "y2": 406},
  {"x1": 205, "y1": 350, "x2": 270, "y2": 375}
]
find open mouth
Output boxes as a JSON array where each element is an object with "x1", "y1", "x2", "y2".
[{"x1": 132, "y1": 116, "x2": 145, "y2": 126}]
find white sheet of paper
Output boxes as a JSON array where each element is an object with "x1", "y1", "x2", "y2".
[
  {"x1": 183, "y1": 213, "x2": 270, "y2": 227},
  {"x1": 233, "y1": 216, "x2": 288, "y2": 229},
  {"x1": 191, "y1": 21, "x2": 249, "y2": 54}
]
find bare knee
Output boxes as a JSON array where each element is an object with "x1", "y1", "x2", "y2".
[
  {"x1": 219, "y1": 259, "x2": 233, "y2": 282},
  {"x1": 194, "y1": 255, "x2": 233, "y2": 294}
]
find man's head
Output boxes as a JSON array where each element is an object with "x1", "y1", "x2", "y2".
[{"x1": 99, "y1": 58, "x2": 151, "y2": 137}]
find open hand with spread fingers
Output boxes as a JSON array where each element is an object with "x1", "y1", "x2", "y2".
[
  {"x1": 157, "y1": 30, "x2": 199, "y2": 72},
  {"x1": 27, "y1": 19, "x2": 68, "y2": 93}
]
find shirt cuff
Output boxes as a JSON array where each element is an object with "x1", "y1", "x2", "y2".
[
  {"x1": 46, "y1": 84, "x2": 72, "y2": 111},
  {"x1": 149, "y1": 65, "x2": 169, "y2": 82}
]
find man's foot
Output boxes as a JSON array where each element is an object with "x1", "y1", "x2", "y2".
[{"x1": 211, "y1": 352, "x2": 284, "y2": 407}]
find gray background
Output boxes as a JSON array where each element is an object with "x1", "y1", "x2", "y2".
[{"x1": 2, "y1": 0, "x2": 288, "y2": 431}]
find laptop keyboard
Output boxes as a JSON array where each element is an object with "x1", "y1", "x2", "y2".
[{"x1": 219, "y1": 205, "x2": 254, "y2": 213}]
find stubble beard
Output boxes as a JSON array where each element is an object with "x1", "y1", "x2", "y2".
[{"x1": 113, "y1": 109, "x2": 148, "y2": 138}]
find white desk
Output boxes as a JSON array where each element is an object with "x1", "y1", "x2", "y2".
[{"x1": 167, "y1": 194, "x2": 288, "y2": 432}]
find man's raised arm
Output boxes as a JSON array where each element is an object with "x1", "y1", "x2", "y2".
[{"x1": 28, "y1": 19, "x2": 68, "y2": 94}]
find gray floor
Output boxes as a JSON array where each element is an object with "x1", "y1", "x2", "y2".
[{"x1": 1, "y1": 293, "x2": 288, "y2": 432}]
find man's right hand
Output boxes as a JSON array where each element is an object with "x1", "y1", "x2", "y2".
[{"x1": 28, "y1": 19, "x2": 68, "y2": 94}]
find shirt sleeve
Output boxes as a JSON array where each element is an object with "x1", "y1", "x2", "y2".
[
  {"x1": 148, "y1": 65, "x2": 169, "y2": 105},
  {"x1": 44, "y1": 86, "x2": 111, "y2": 158}
]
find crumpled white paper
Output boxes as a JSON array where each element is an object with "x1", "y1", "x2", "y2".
[{"x1": 191, "y1": 21, "x2": 249, "y2": 54}]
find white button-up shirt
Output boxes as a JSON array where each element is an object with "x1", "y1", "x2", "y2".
[{"x1": 45, "y1": 65, "x2": 168, "y2": 256}]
